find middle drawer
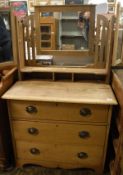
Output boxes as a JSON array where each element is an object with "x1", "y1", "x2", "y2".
[{"x1": 12, "y1": 121, "x2": 106, "y2": 146}]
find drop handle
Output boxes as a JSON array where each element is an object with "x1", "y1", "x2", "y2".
[
  {"x1": 26, "y1": 106, "x2": 37, "y2": 114},
  {"x1": 30, "y1": 148, "x2": 40, "y2": 155},
  {"x1": 80, "y1": 108, "x2": 91, "y2": 116},
  {"x1": 28, "y1": 128, "x2": 39, "y2": 135},
  {"x1": 77, "y1": 152, "x2": 88, "y2": 159},
  {"x1": 79, "y1": 131, "x2": 90, "y2": 138}
]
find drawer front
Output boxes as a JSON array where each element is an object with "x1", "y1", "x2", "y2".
[
  {"x1": 16, "y1": 158, "x2": 101, "y2": 169},
  {"x1": 12, "y1": 121, "x2": 106, "y2": 146},
  {"x1": 15, "y1": 141, "x2": 103, "y2": 167},
  {"x1": 9, "y1": 100, "x2": 109, "y2": 123}
]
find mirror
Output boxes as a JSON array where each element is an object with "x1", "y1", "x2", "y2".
[
  {"x1": 35, "y1": 5, "x2": 95, "y2": 52},
  {"x1": 112, "y1": 3, "x2": 123, "y2": 66},
  {"x1": 0, "y1": 9, "x2": 13, "y2": 63},
  {"x1": 116, "y1": 7, "x2": 123, "y2": 60},
  {"x1": 33, "y1": 5, "x2": 96, "y2": 66}
]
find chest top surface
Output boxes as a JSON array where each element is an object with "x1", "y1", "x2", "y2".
[{"x1": 2, "y1": 81, "x2": 117, "y2": 105}]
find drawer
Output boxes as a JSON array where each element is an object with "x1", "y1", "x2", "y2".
[
  {"x1": 12, "y1": 121, "x2": 106, "y2": 146},
  {"x1": 15, "y1": 141, "x2": 103, "y2": 168},
  {"x1": 9, "y1": 100, "x2": 109, "y2": 123}
]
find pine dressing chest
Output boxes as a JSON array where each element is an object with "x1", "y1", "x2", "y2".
[{"x1": 1, "y1": 4, "x2": 118, "y2": 175}]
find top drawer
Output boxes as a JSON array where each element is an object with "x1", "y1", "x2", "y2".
[{"x1": 8, "y1": 100, "x2": 109, "y2": 123}]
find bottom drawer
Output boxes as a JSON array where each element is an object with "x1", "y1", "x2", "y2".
[{"x1": 15, "y1": 141, "x2": 103, "y2": 168}]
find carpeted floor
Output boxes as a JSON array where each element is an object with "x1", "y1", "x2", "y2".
[{"x1": 0, "y1": 165, "x2": 110, "y2": 175}]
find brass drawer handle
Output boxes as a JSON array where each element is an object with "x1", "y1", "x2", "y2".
[
  {"x1": 28, "y1": 128, "x2": 39, "y2": 135},
  {"x1": 30, "y1": 148, "x2": 40, "y2": 155},
  {"x1": 79, "y1": 131, "x2": 90, "y2": 138},
  {"x1": 77, "y1": 152, "x2": 88, "y2": 159},
  {"x1": 26, "y1": 106, "x2": 37, "y2": 114},
  {"x1": 80, "y1": 108, "x2": 91, "y2": 117}
]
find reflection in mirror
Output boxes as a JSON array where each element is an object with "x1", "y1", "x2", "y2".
[
  {"x1": 117, "y1": 29, "x2": 123, "y2": 60},
  {"x1": 39, "y1": 10, "x2": 90, "y2": 51},
  {"x1": 112, "y1": 3, "x2": 123, "y2": 66},
  {"x1": 117, "y1": 9, "x2": 123, "y2": 60},
  {"x1": 0, "y1": 10, "x2": 12, "y2": 63}
]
